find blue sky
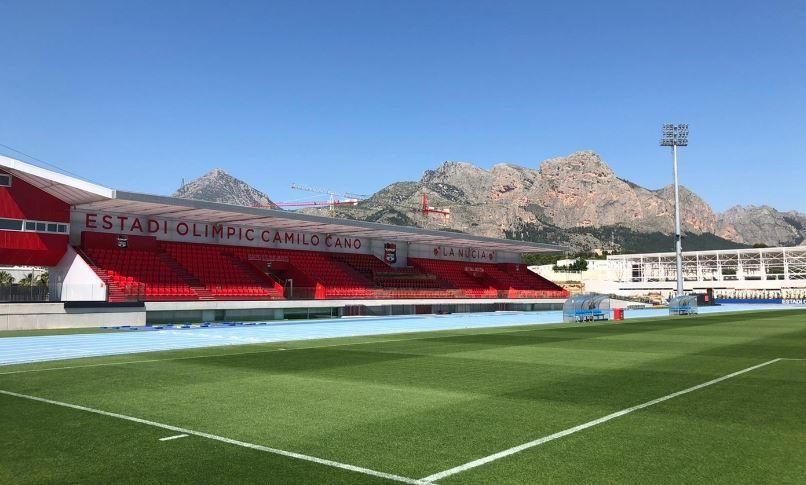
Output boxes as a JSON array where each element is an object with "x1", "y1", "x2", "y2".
[{"x1": 1, "y1": 0, "x2": 803, "y2": 212}]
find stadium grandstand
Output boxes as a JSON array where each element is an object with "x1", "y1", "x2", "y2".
[{"x1": 0, "y1": 155, "x2": 567, "y2": 329}]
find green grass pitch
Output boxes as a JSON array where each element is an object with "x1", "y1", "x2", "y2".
[{"x1": 1, "y1": 309, "x2": 805, "y2": 484}]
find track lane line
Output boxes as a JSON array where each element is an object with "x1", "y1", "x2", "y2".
[
  {"x1": 422, "y1": 358, "x2": 783, "y2": 483},
  {"x1": 0, "y1": 389, "x2": 427, "y2": 485}
]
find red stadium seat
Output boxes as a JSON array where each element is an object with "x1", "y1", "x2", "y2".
[{"x1": 81, "y1": 236, "x2": 566, "y2": 303}]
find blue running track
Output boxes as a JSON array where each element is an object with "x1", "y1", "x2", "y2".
[{"x1": 0, "y1": 304, "x2": 784, "y2": 366}]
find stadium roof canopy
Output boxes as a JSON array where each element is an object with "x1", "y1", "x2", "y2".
[
  {"x1": 0, "y1": 155, "x2": 114, "y2": 205},
  {"x1": 0, "y1": 155, "x2": 567, "y2": 254}
]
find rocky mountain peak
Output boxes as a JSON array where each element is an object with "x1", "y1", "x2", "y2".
[
  {"x1": 531, "y1": 151, "x2": 639, "y2": 229},
  {"x1": 420, "y1": 161, "x2": 494, "y2": 202},
  {"x1": 422, "y1": 160, "x2": 489, "y2": 182},
  {"x1": 173, "y1": 168, "x2": 278, "y2": 209},
  {"x1": 654, "y1": 184, "x2": 707, "y2": 203},
  {"x1": 653, "y1": 184, "x2": 717, "y2": 234},
  {"x1": 716, "y1": 205, "x2": 804, "y2": 246},
  {"x1": 207, "y1": 168, "x2": 228, "y2": 177},
  {"x1": 723, "y1": 204, "x2": 776, "y2": 215},
  {"x1": 538, "y1": 150, "x2": 614, "y2": 178}
]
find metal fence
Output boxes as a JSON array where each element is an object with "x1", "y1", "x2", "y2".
[
  {"x1": 101, "y1": 284, "x2": 569, "y2": 303},
  {"x1": 0, "y1": 286, "x2": 50, "y2": 302}
]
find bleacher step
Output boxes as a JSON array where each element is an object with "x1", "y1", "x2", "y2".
[
  {"x1": 221, "y1": 253, "x2": 283, "y2": 298},
  {"x1": 154, "y1": 250, "x2": 215, "y2": 300}
]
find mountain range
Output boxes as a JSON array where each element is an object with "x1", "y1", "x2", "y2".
[{"x1": 172, "y1": 152, "x2": 805, "y2": 253}]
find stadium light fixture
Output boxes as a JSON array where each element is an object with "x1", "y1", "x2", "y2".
[
  {"x1": 660, "y1": 123, "x2": 688, "y2": 147},
  {"x1": 660, "y1": 123, "x2": 689, "y2": 297}
]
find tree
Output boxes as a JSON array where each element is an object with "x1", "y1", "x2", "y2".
[
  {"x1": 0, "y1": 271, "x2": 13, "y2": 286},
  {"x1": 553, "y1": 257, "x2": 589, "y2": 273},
  {"x1": 522, "y1": 253, "x2": 564, "y2": 266},
  {"x1": 575, "y1": 258, "x2": 589, "y2": 272},
  {"x1": 17, "y1": 273, "x2": 35, "y2": 286},
  {"x1": 16, "y1": 271, "x2": 48, "y2": 287}
]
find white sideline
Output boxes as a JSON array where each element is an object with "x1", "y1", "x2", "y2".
[
  {"x1": 422, "y1": 358, "x2": 783, "y2": 482},
  {"x1": 158, "y1": 433, "x2": 188, "y2": 441},
  {"x1": 0, "y1": 389, "x2": 427, "y2": 485}
]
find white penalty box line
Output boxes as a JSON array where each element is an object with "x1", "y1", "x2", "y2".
[
  {"x1": 0, "y1": 389, "x2": 428, "y2": 485},
  {"x1": 422, "y1": 358, "x2": 796, "y2": 483}
]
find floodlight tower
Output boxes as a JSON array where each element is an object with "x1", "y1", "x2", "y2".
[{"x1": 660, "y1": 123, "x2": 689, "y2": 297}]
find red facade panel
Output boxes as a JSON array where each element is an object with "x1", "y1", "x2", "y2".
[
  {"x1": 81, "y1": 231, "x2": 158, "y2": 250},
  {"x1": 0, "y1": 169, "x2": 70, "y2": 222},
  {"x1": 0, "y1": 232, "x2": 67, "y2": 266}
]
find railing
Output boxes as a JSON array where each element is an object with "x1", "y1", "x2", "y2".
[
  {"x1": 498, "y1": 289, "x2": 569, "y2": 299},
  {"x1": 0, "y1": 286, "x2": 50, "y2": 302},
  {"x1": 82, "y1": 283, "x2": 569, "y2": 303},
  {"x1": 49, "y1": 283, "x2": 108, "y2": 302},
  {"x1": 107, "y1": 283, "x2": 199, "y2": 303}
]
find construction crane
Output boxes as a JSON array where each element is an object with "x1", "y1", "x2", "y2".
[
  {"x1": 290, "y1": 183, "x2": 367, "y2": 200},
  {"x1": 289, "y1": 184, "x2": 452, "y2": 221},
  {"x1": 421, "y1": 193, "x2": 450, "y2": 219},
  {"x1": 290, "y1": 183, "x2": 368, "y2": 216},
  {"x1": 271, "y1": 200, "x2": 360, "y2": 209}
]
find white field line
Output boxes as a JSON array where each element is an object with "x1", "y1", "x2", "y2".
[
  {"x1": 422, "y1": 358, "x2": 783, "y2": 483},
  {"x1": 158, "y1": 433, "x2": 188, "y2": 441},
  {"x1": 0, "y1": 389, "x2": 426, "y2": 485}
]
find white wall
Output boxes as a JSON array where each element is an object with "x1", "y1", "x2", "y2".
[
  {"x1": 49, "y1": 246, "x2": 107, "y2": 301},
  {"x1": 531, "y1": 260, "x2": 615, "y2": 284},
  {"x1": 0, "y1": 303, "x2": 145, "y2": 330}
]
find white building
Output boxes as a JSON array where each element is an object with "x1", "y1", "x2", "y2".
[{"x1": 533, "y1": 246, "x2": 806, "y2": 301}]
